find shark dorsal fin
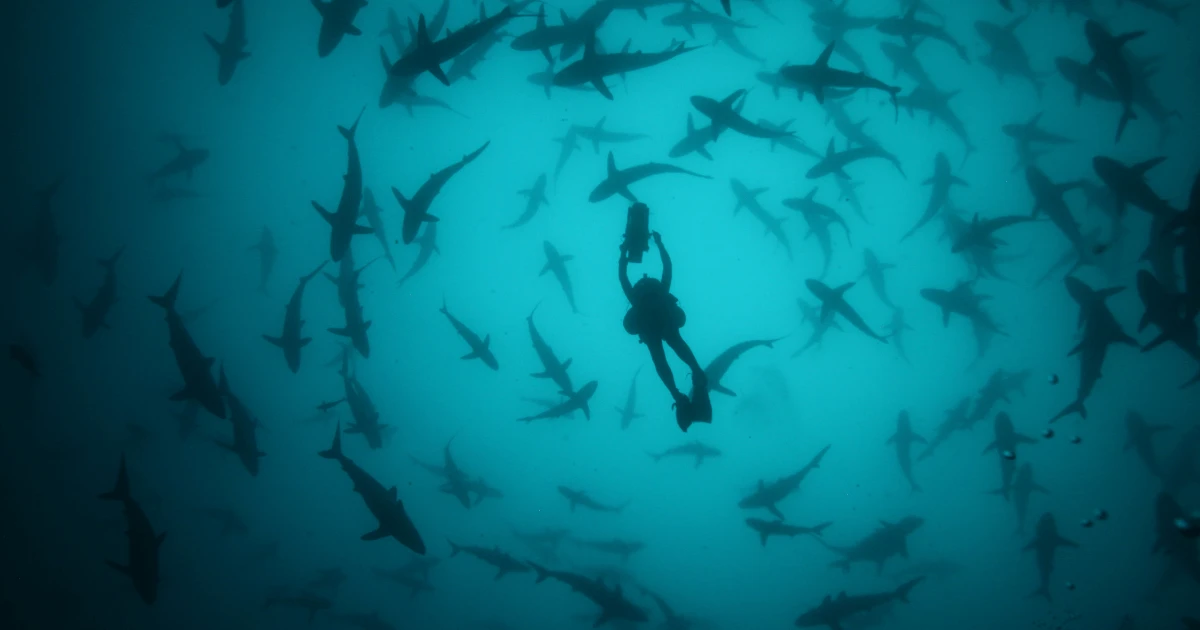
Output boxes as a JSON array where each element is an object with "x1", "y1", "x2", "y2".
[
  {"x1": 606, "y1": 152, "x2": 617, "y2": 176},
  {"x1": 686, "y1": 113, "x2": 695, "y2": 135}
]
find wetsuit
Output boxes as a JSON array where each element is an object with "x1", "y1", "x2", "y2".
[{"x1": 619, "y1": 232, "x2": 711, "y2": 431}]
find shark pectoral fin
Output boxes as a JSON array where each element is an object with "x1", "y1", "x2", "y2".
[
  {"x1": 593, "y1": 78, "x2": 614, "y2": 100},
  {"x1": 352, "y1": 223, "x2": 375, "y2": 235},
  {"x1": 312, "y1": 202, "x2": 334, "y2": 224},
  {"x1": 422, "y1": 214, "x2": 440, "y2": 223},
  {"x1": 169, "y1": 387, "x2": 192, "y2": 402},
  {"x1": 462, "y1": 351, "x2": 481, "y2": 360},
  {"x1": 362, "y1": 527, "x2": 389, "y2": 541},
  {"x1": 263, "y1": 334, "x2": 284, "y2": 348},
  {"x1": 345, "y1": 25, "x2": 363, "y2": 37},
  {"x1": 105, "y1": 560, "x2": 131, "y2": 575},
  {"x1": 429, "y1": 64, "x2": 451, "y2": 86},
  {"x1": 204, "y1": 33, "x2": 222, "y2": 53},
  {"x1": 767, "y1": 504, "x2": 784, "y2": 520}
]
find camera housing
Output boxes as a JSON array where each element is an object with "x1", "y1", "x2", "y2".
[{"x1": 623, "y1": 203, "x2": 650, "y2": 263}]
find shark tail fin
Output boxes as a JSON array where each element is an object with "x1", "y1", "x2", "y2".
[
  {"x1": 99, "y1": 246, "x2": 125, "y2": 271},
  {"x1": 1049, "y1": 400, "x2": 1086, "y2": 423},
  {"x1": 529, "y1": 562, "x2": 551, "y2": 583},
  {"x1": 338, "y1": 106, "x2": 367, "y2": 141},
  {"x1": 148, "y1": 272, "x2": 183, "y2": 310},
  {"x1": 318, "y1": 421, "x2": 343, "y2": 459},
  {"x1": 98, "y1": 455, "x2": 131, "y2": 501}
]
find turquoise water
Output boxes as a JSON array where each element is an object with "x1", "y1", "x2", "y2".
[{"x1": 3, "y1": 0, "x2": 1199, "y2": 628}]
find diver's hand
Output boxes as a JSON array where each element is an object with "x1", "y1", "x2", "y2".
[{"x1": 651, "y1": 231, "x2": 662, "y2": 246}]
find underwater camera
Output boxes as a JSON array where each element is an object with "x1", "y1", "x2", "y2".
[{"x1": 623, "y1": 202, "x2": 651, "y2": 263}]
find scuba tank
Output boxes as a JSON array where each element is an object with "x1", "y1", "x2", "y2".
[{"x1": 623, "y1": 202, "x2": 650, "y2": 263}]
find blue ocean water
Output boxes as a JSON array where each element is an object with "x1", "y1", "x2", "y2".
[{"x1": 3, "y1": 0, "x2": 1200, "y2": 628}]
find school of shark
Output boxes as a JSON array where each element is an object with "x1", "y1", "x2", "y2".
[{"x1": 3, "y1": 0, "x2": 1200, "y2": 628}]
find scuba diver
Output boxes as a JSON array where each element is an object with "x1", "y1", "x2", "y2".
[{"x1": 618, "y1": 203, "x2": 712, "y2": 432}]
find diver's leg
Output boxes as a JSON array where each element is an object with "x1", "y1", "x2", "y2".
[
  {"x1": 664, "y1": 329, "x2": 712, "y2": 425},
  {"x1": 646, "y1": 337, "x2": 685, "y2": 403},
  {"x1": 663, "y1": 329, "x2": 706, "y2": 388}
]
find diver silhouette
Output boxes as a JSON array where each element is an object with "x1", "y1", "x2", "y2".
[{"x1": 618, "y1": 215, "x2": 712, "y2": 432}]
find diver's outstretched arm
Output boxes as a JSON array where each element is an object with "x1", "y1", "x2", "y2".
[
  {"x1": 618, "y1": 245, "x2": 634, "y2": 302},
  {"x1": 654, "y1": 232, "x2": 672, "y2": 291}
]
